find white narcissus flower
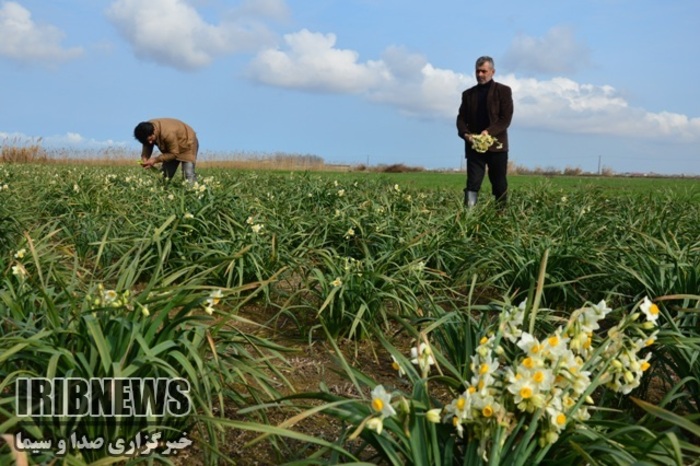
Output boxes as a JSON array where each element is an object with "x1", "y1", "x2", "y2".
[
  {"x1": 12, "y1": 265, "x2": 26, "y2": 278},
  {"x1": 390, "y1": 355, "x2": 406, "y2": 377},
  {"x1": 251, "y1": 224, "x2": 264, "y2": 233},
  {"x1": 410, "y1": 343, "x2": 435, "y2": 374},
  {"x1": 14, "y1": 248, "x2": 26, "y2": 259},
  {"x1": 370, "y1": 385, "x2": 396, "y2": 419},
  {"x1": 103, "y1": 289, "x2": 118, "y2": 304},
  {"x1": 207, "y1": 289, "x2": 224, "y2": 306},
  {"x1": 640, "y1": 296, "x2": 660, "y2": 324},
  {"x1": 184, "y1": 212, "x2": 194, "y2": 219}
]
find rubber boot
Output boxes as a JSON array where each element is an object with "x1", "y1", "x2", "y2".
[{"x1": 465, "y1": 190, "x2": 478, "y2": 208}]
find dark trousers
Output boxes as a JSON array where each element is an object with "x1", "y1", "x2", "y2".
[{"x1": 465, "y1": 151, "x2": 508, "y2": 204}]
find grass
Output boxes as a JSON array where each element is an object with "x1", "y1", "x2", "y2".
[{"x1": 1, "y1": 160, "x2": 699, "y2": 465}]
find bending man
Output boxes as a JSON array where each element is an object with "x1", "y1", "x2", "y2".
[{"x1": 135, "y1": 118, "x2": 199, "y2": 183}]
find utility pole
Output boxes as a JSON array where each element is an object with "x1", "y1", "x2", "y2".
[{"x1": 598, "y1": 155, "x2": 602, "y2": 175}]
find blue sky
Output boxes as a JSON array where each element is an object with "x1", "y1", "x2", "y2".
[{"x1": 1, "y1": 0, "x2": 699, "y2": 175}]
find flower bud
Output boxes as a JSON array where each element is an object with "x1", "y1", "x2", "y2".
[
  {"x1": 366, "y1": 417, "x2": 383, "y2": 435},
  {"x1": 426, "y1": 408, "x2": 442, "y2": 424}
]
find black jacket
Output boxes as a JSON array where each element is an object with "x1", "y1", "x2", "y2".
[{"x1": 456, "y1": 81, "x2": 513, "y2": 153}]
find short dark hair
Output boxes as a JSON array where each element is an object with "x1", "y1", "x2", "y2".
[{"x1": 133, "y1": 122, "x2": 155, "y2": 144}]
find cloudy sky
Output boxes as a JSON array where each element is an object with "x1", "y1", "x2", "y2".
[{"x1": 1, "y1": 0, "x2": 699, "y2": 174}]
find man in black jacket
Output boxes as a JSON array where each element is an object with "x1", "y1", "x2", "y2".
[{"x1": 456, "y1": 56, "x2": 514, "y2": 208}]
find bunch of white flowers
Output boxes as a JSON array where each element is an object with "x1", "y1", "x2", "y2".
[
  {"x1": 470, "y1": 134, "x2": 503, "y2": 153},
  {"x1": 381, "y1": 297, "x2": 659, "y2": 461}
]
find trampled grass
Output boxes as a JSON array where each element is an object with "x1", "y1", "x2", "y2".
[{"x1": 1, "y1": 162, "x2": 698, "y2": 465}]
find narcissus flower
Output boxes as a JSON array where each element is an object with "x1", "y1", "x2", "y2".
[
  {"x1": 207, "y1": 289, "x2": 224, "y2": 306},
  {"x1": 12, "y1": 265, "x2": 26, "y2": 279},
  {"x1": 410, "y1": 343, "x2": 435, "y2": 375},
  {"x1": 640, "y1": 296, "x2": 660, "y2": 324},
  {"x1": 370, "y1": 385, "x2": 396, "y2": 419},
  {"x1": 390, "y1": 355, "x2": 406, "y2": 377}
]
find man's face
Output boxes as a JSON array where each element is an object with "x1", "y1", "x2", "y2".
[
  {"x1": 146, "y1": 134, "x2": 156, "y2": 145},
  {"x1": 475, "y1": 62, "x2": 495, "y2": 84}
]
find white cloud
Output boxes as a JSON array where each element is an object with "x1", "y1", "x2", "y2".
[
  {"x1": 246, "y1": 28, "x2": 700, "y2": 143},
  {"x1": 106, "y1": 0, "x2": 278, "y2": 71},
  {"x1": 247, "y1": 29, "x2": 390, "y2": 93},
  {"x1": 1, "y1": 131, "x2": 126, "y2": 148},
  {"x1": 502, "y1": 26, "x2": 591, "y2": 75},
  {"x1": 0, "y1": 1, "x2": 83, "y2": 65},
  {"x1": 369, "y1": 48, "x2": 470, "y2": 118},
  {"x1": 503, "y1": 75, "x2": 700, "y2": 142}
]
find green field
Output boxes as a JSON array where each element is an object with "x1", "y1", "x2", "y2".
[
  {"x1": 1, "y1": 163, "x2": 698, "y2": 465},
  {"x1": 306, "y1": 169, "x2": 700, "y2": 196}
]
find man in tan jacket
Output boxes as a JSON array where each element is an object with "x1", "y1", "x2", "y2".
[{"x1": 135, "y1": 118, "x2": 199, "y2": 182}]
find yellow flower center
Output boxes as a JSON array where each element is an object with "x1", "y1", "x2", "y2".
[
  {"x1": 650, "y1": 304, "x2": 659, "y2": 315},
  {"x1": 480, "y1": 363, "x2": 489, "y2": 375},
  {"x1": 532, "y1": 344, "x2": 540, "y2": 354},
  {"x1": 372, "y1": 398, "x2": 384, "y2": 412},
  {"x1": 457, "y1": 398, "x2": 466, "y2": 410},
  {"x1": 480, "y1": 336, "x2": 488, "y2": 345},
  {"x1": 391, "y1": 361, "x2": 400, "y2": 371},
  {"x1": 522, "y1": 357, "x2": 534, "y2": 369},
  {"x1": 556, "y1": 413, "x2": 566, "y2": 425},
  {"x1": 533, "y1": 371, "x2": 545, "y2": 383},
  {"x1": 468, "y1": 386, "x2": 476, "y2": 394},
  {"x1": 478, "y1": 380, "x2": 485, "y2": 391},
  {"x1": 646, "y1": 338, "x2": 655, "y2": 347},
  {"x1": 548, "y1": 336, "x2": 559, "y2": 347},
  {"x1": 641, "y1": 361, "x2": 651, "y2": 371},
  {"x1": 482, "y1": 406, "x2": 493, "y2": 417},
  {"x1": 520, "y1": 387, "x2": 533, "y2": 399},
  {"x1": 452, "y1": 416, "x2": 459, "y2": 427}
]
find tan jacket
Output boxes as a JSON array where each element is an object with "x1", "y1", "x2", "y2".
[{"x1": 141, "y1": 118, "x2": 198, "y2": 163}]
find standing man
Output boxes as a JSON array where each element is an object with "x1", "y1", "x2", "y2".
[
  {"x1": 456, "y1": 56, "x2": 513, "y2": 208},
  {"x1": 135, "y1": 118, "x2": 199, "y2": 182}
]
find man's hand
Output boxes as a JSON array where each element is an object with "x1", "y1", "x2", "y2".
[{"x1": 142, "y1": 158, "x2": 156, "y2": 168}]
